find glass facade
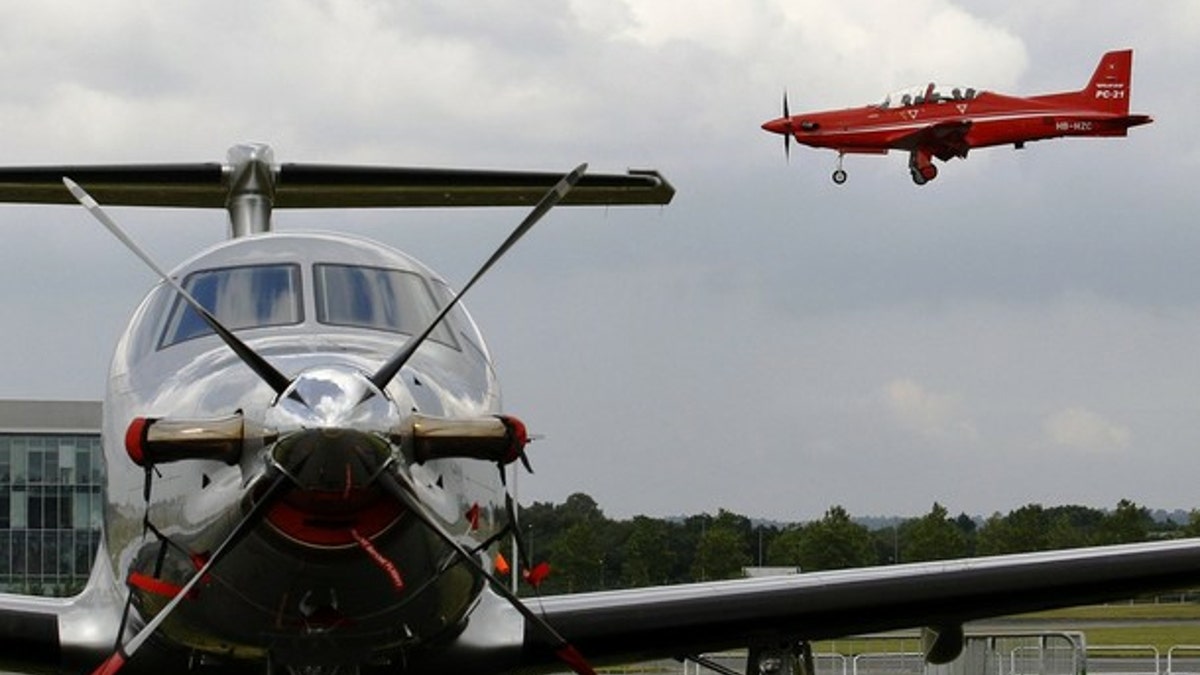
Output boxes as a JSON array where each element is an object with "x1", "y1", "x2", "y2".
[{"x1": 0, "y1": 433, "x2": 103, "y2": 595}]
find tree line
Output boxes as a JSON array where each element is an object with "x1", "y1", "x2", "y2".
[{"x1": 512, "y1": 494, "x2": 1200, "y2": 594}]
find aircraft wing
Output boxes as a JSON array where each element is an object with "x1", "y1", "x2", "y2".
[
  {"x1": 890, "y1": 119, "x2": 973, "y2": 160},
  {"x1": 5, "y1": 539, "x2": 1200, "y2": 673},
  {"x1": 0, "y1": 163, "x2": 674, "y2": 208},
  {"x1": 495, "y1": 538, "x2": 1200, "y2": 670},
  {"x1": 0, "y1": 540, "x2": 123, "y2": 673}
]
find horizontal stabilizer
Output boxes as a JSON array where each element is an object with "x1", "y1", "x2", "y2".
[{"x1": 0, "y1": 162, "x2": 674, "y2": 209}]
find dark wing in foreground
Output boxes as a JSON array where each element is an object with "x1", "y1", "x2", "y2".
[
  {"x1": 485, "y1": 538, "x2": 1200, "y2": 671},
  {"x1": 890, "y1": 119, "x2": 973, "y2": 160},
  {"x1": 0, "y1": 164, "x2": 674, "y2": 208},
  {"x1": 5, "y1": 521, "x2": 1200, "y2": 673}
]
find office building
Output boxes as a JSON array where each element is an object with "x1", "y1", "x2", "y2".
[{"x1": 0, "y1": 400, "x2": 103, "y2": 594}]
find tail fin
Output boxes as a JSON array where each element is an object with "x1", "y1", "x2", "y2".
[{"x1": 1080, "y1": 49, "x2": 1133, "y2": 114}]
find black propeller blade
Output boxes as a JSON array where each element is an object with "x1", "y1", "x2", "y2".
[
  {"x1": 63, "y1": 178, "x2": 294, "y2": 397},
  {"x1": 368, "y1": 163, "x2": 587, "y2": 393},
  {"x1": 782, "y1": 90, "x2": 792, "y2": 161},
  {"x1": 375, "y1": 468, "x2": 597, "y2": 675}
]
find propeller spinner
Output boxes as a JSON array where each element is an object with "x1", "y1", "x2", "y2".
[{"x1": 760, "y1": 90, "x2": 795, "y2": 161}]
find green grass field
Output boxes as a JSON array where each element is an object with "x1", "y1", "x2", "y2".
[
  {"x1": 1019, "y1": 602, "x2": 1200, "y2": 621},
  {"x1": 811, "y1": 603, "x2": 1200, "y2": 656},
  {"x1": 1018, "y1": 603, "x2": 1200, "y2": 652}
]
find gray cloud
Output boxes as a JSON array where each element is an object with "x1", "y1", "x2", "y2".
[{"x1": 0, "y1": 1, "x2": 1197, "y2": 521}]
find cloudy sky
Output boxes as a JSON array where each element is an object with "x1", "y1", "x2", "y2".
[{"x1": 1, "y1": 2, "x2": 1198, "y2": 522}]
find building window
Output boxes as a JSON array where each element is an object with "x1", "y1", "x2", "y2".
[
  {"x1": 0, "y1": 438, "x2": 10, "y2": 483},
  {"x1": 0, "y1": 430, "x2": 103, "y2": 594}
]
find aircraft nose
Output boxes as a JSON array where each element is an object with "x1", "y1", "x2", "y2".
[
  {"x1": 761, "y1": 118, "x2": 790, "y2": 134},
  {"x1": 263, "y1": 427, "x2": 403, "y2": 548}
]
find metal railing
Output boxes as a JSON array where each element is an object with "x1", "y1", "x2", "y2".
[
  {"x1": 1167, "y1": 645, "x2": 1200, "y2": 675},
  {"x1": 676, "y1": 635, "x2": 1200, "y2": 675}
]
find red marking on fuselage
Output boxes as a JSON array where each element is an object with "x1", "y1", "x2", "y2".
[{"x1": 351, "y1": 528, "x2": 405, "y2": 592}]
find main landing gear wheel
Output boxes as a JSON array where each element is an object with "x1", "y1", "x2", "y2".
[{"x1": 910, "y1": 164, "x2": 937, "y2": 186}]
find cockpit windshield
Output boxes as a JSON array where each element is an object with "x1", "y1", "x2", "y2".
[
  {"x1": 160, "y1": 264, "x2": 303, "y2": 348},
  {"x1": 877, "y1": 83, "x2": 980, "y2": 109},
  {"x1": 158, "y1": 261, "x2": 459, "y2": 350},
  {"x1": 314, "y1": 263, "x2": 456, "y2": 347}
]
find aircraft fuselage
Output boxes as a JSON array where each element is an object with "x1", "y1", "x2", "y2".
[
  {"x1": 761, "y1": 50, "x2": 1151, "y2": 184},
  {"x1": 104, "y1": 232, "x2": 504, "y2": 666},
  {"x1": 768, "y1": 92, "x2": 1150, "y2": 155}
]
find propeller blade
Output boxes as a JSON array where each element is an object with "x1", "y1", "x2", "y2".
[
  {"x1": 63, "y1": 178, "x2": 293, "y2": 397},
  {"x1": 368, "y1": 163, "x2": 588, "y2": 392},
  {"x1": 782, "y1": 90, "x2": 792, "y2": 162},
  {"x1": 505, "y1": 492, "x2": 533, "y2": 570},
  {"x1": 90, "y1": 468, "x2": 293, "y2": 675},
  {"x1": 375, "y1": 468, "x2": 597, "y2": 675}
]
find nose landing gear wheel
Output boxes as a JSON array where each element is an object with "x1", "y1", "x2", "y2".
[{"x1": 829, "y1": 153, "x2": 849, "y2": 185}]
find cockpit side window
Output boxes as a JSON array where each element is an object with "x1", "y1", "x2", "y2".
[
  {"x1": 159, "y1": 264, "x2": 303, "y2": 349},
  {"x1": 431, "y1": 279, "x2": 487, "y2": 360},
  {"x1": 313, "y1": 263, "x2": 457, "y2": 348},
  {"x1": 880, "y1": 84, "x2": 980, "y2": 109}
]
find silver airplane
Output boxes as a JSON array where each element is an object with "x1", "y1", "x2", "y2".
[{"x1": 2, "y1": 144, "x2": 1200, "y2": 675}]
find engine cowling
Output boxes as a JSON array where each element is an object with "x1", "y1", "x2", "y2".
[
  {"x1": 404, "y1": 414, "x2": 529, "y2": 465},
  {"x1": 125, "y1": 413, "x2": 274, "y2": 467}
]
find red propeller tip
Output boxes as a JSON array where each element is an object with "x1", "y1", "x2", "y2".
[
  {"x1": 556, "y1": 644, "x2": 598, "y2": 675},
  {"x1": 90, "y1": 652, "x2": 127, "y2": 675}
]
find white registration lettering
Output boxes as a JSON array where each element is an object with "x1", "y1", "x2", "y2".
[{"x1": 1056, "y1": 120, "x2": 1093, "y2": 132}]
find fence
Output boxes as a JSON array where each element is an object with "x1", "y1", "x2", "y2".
[{"x1": 682, "y1": 631, "x2": 1087, "y2": 675}]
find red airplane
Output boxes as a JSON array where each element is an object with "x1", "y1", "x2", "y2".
[{"x1": 761, "y1": 49, "x2": 1152, "y2": 185}]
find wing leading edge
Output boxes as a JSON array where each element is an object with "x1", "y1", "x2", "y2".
[{"x1": 504, "y1": 538, "x2": 1200, "y2": 669}]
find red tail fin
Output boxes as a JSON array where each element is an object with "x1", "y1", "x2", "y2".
[{"x1": 1081, "y1": 49, "x2": 1133, "y2": 114}]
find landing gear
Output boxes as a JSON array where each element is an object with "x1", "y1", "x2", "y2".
[
  {"x1": 910, "y1": 163, "x2": 937, "y2": 185},
  {"x1": 831, "y1": 154, "x2": 847, "y2": 185},
  {"x1": 747, "y1": 640, "x2": 815, "y2": 675},
  {"x1": 907, "y1": 149, "x2": 938, "y2": 186}
]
